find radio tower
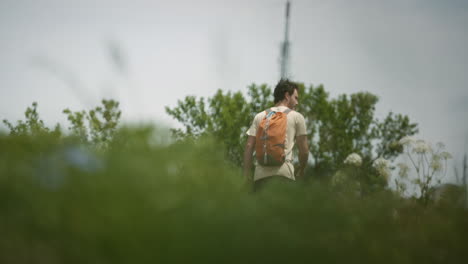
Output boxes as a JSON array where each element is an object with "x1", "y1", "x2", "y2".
[{"x1": 279, "y1": 1, "x2": 291, "y2": 79}]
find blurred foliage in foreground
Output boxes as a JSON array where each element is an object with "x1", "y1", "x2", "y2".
[{"x1": 1, "y1": 101, "x2": 468, "y2": 263}]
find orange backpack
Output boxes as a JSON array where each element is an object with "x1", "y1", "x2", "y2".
[{"x1": 255, "y1": 108, "x2": 291, "y2": 166}]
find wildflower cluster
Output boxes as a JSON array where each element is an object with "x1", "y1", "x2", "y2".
[
  {"x1": 373, "y1": 157, "x2": 391, "y2": 182},
  {"x1": 344, "y1": 153, "x2": 362, "y2": 167},
  {"x1": 396, "y1": 163, "x2": 410, "y2": 178},
  {"x1": 331, "y1": 153, "x2": 365, "y2": 195},
  {"x1": 396, "y1": 136, "x2": 453, "y2": 204}
]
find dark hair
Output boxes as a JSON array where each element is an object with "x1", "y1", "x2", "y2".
[{"x1": 273, "y1": 79, "x2": 299, "y2": 103}]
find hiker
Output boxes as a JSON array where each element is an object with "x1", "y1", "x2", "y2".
[{"x1": 243, "y1": 79, "x2": 309, "y2": 191}]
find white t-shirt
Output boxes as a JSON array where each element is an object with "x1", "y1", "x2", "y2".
[{"x1": 246, "y1": 106, "x2": 307, "y2": 181}]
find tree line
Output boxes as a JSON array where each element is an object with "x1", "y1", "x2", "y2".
[{"x1": 165, "y1": 82, "x2": 418, "y2": 191}]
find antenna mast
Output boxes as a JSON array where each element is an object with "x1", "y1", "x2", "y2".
[{"x1": 280, "y1": 1, "x2": 291, "y2": 79}]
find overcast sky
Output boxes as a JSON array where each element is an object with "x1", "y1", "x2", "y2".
[{"x1": 1, "y1": 0, "x2": 467, "y2": 180}]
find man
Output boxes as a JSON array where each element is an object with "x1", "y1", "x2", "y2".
[{"x1": 243, "y1": 79, "x2": 309, "y2": 191}]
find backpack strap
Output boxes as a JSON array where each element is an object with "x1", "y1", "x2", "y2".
[
  {"x1": 266, "y1": 108, "x2": 292, "y2": 114},
  {"x1": 265, "y1": 108, "x2": 276, "y2": 119}
]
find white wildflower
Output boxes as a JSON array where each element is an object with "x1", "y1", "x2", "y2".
[
  {"x1": 436, "y1": 142, "x2": 445, "y2": 149},
  {"x1": 373, "y1": 157, "x2": 390, "y2": 169},
  {"x1": 344, "y1": 153, "x2": 362, "y2": 167},
  {"x1": 331, "y1": 171, "x2": 347, "y2": 187},
  {"x1": 373, "y1": 157, "x2": 391, "y2": 181},
  {"x1": 399, "y1": 136, "x2": 416, "y2": 146},
  {"x1": 413, "y1": 139, "x2": 431, "y2": 154},
  {"x1": 430, "y1": 159, "x2": 442, "y2": 171},
  {"x1": 439, "y1": 151, "x2": 452, "y2": 160},
  {"x1": 397, "y1": 163, "x2": 409, "y2": 178}
]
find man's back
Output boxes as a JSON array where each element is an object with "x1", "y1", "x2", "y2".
[
  {"x1": 243, "y1": 79, "x2": 309, "y2": 190},
  {"x1": 246, "y1": 106, "x2": 307, "y2": 181}
]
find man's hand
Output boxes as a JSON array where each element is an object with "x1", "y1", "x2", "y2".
[
  {"x1": 296, "y1": 135, "x2": 309, "y2": 179},
  {"x1": 295, "y1": 166, "x2": 305, "y2": 178},
  {"x1": 243, "y1": 136, "x2": 256, "y2": 181}
]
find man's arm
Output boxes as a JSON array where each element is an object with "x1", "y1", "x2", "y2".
[
  {"x1": 296, "y1": 135, "x2": 309, "y2": 178},
  {"x1": 243, "y1": 136, "x2": 256, "y2": 181}
]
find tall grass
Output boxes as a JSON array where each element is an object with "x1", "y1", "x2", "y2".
[{"x1": 1, "y1": 126, "x2": 467, "y2": 263}]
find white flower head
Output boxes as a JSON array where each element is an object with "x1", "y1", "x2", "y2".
[
  {"x1": 373, "y1": 157, "x2": 390, "y2": 169},
  {"x1": 344, "y1": 153, "x2": 362, "y2": 167},
  {"x1": 439, "y1": 151, "x2": 452, "y2": 160},
  {"x1": 436, "y1": 142, "x2": 445, "y2": 150},
  {"x1": 397, "y1": 163, "x2": 410, "y2": 178},
  {"x1": 399, "y1": 136, "x2": 416, "y2": 146},
  {"x1": 430, "y1": 159, "x2": 442, "y2": 171},
  {"x1": 331, "y1": 171, "x2": 347, "y2": 187},
  {"x1": 413, "y1": 139, "x2": 432, "y2": 154},
  {"x1": 373, "y1": 157, "x2": 391, "y2": 181}
]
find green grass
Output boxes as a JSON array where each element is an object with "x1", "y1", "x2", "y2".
[{"x1": 1, "y1": 126, "x2": 467, "y2": 264}]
